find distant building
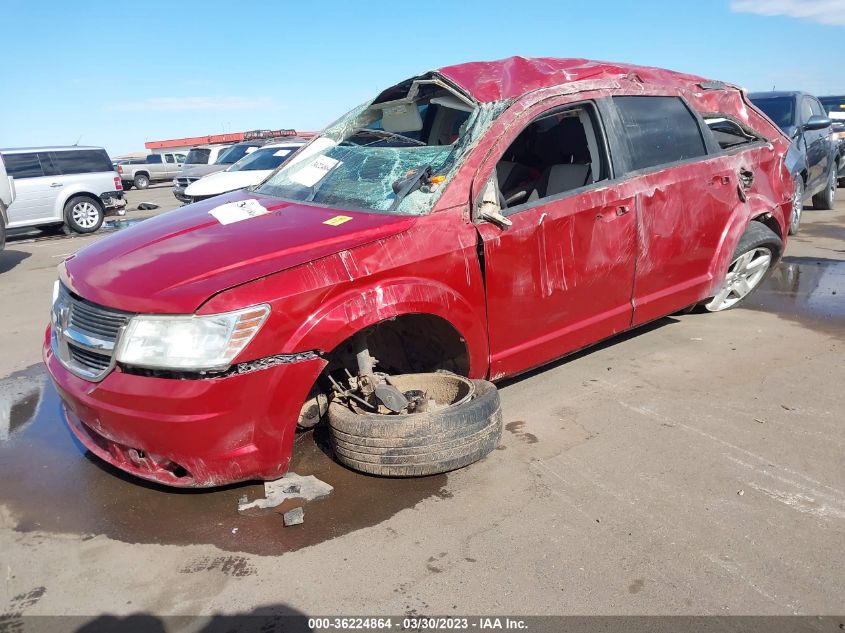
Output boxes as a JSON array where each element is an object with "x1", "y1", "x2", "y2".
[{"x1": 144, "y1": 129, "x2": 316, "y2": 155}]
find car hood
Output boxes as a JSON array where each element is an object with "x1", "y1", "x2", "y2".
[
  {"x1": 178, "y1": 164, "x2": 228, "y2": 178},
  {"x1": 61, "y1": 190, "x2": 417, "y2": 313},
  {"x1": 185, "y1": 170, "x2": 270, "y2": 197}
]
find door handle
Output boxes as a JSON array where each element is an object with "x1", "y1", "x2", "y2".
[{"x1": 50, "y1": 183, "x2": 63, "y2": 188}]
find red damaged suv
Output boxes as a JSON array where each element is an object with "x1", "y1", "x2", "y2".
[{"x1": 44, "y1": 57, "x2": 793, "y2": 487}]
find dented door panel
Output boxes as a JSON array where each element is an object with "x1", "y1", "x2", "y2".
[
  {"x1": 628, "y1": 159, "x2": 741, "y2": 324},
  {"x1": 479, "y1": 189, "x2": 637, "y2": 379}
]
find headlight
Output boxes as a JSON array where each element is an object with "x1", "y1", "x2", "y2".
[
  {"x1": 114, "y1": 304, "x2": 270, "y2": 371},
  {"x1": 173, "y1": 178, "x2": 179, "y2": 185}
]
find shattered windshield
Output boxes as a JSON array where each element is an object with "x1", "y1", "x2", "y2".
[{"x1": 257, "y1": 77, "x2": 495, "y2": 215}]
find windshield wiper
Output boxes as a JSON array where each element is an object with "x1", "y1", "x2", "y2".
[{"x1": 389, "y1": 165, "x2": 432, "y2": 212}]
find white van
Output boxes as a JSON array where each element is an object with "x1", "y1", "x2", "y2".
[
  {"x1": 0, "y1": 153, "x2": 16, "y2": 251},
  {"x1": 0, "y1": 146, "x2": 125, "y2": 234}
]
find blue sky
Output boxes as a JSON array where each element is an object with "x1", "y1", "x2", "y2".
[{"x1": 2, "y1": 0, "x2": 844, "y2": 156}]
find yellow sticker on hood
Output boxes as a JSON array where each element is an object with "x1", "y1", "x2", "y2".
[{"x1": 323, "y1": 215, "x2": 353, "y2": 226}]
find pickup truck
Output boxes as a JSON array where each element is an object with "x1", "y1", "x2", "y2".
[{"x1": 118, "y1": 151, "x2": 186, "y2": 190}]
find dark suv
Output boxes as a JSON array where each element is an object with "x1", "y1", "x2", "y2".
[
  {"x1": 819, "y1": 95, "x2": 845, "y2": 188},
  {"x1": 749, "y1": 91, "x2": 838, "y2": 234}
]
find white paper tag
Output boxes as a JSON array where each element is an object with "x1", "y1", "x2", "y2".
[
  {"x1": 829, "y1": 111, "x2": 845, "y2": 121},
  {"x1": 273, "y1": 149, "x2": 292, "y2": 157},
  {"x1": 208, "y1": 199, "x2": 269, "y2": 225},
  {"x1": 290, "y1": 156, "x2": 340, "y2": 187}
]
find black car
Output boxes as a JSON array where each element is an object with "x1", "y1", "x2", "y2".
[
  {"x1": 819, "y1": 95, "x2": 845, "y2": 188},
  {"x1": 749, "y1": 91, "x2": 838, "y2": 234}
]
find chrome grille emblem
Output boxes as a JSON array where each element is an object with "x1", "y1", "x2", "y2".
[{"x1": 51, "y1": 285, "x2": 133, "y2": 382}]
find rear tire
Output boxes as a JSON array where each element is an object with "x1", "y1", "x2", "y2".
[
  {"x1": 64, "y1": 196, "x2": 104, "y2": 234},
  {"x1": 133, "y1": 173, "x2": 150, "y2": 189},
  {"x1": 812, "y1": 165, "x2": 836, "y2": 210},
  {"x1": 702, "y1": 222, "x2": 781, "y2": 312},
  {"x1": 327, "y1": 378, "x2": 503, "y2": 477},
  {"x1": 0, "y1": 215, "x2": 5, "y2": 252}
]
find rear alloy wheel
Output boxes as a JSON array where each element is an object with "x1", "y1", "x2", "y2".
[
  {"x1": 704, "y1": 223, "x2": 781, "y2": 312},
  {"x1": 64, "y1": 196, "x2": 104, "y2": 234},
  {"x1": 811, "y1": 165, "x2": 836, "y2": 210},
  {"x1": 133, "y1": 173, "x2": 150, "y2": 189},
  {"x1": 788, "y1": 176, "x2": 803, "y2": 235}
]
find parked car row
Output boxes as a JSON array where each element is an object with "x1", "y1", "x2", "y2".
[
  {"x1": 44, "y1": 57, "x2": 802, "y2": 486},
  {"x1": 171, "y1": 133, "x2": 308, "y2": 203},
  {"x1": 0, "y1": 131, "x2": 308, "y2": 249},
  {"x1": 818, "y1": 95, "x2": 845, "y2": 187},
  {"x1": 749, "y1": 91, "x2": 840, "y2": 234},
  {"x1": 180, "y1": 140, "x2": 306, "y2": 203}
]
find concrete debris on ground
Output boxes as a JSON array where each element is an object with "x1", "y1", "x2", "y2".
[
  {"x1": 283, "y1": 507, "x2": 305, "y2": 527},
  {"x1": 238, "y1": 473, "x2": 333, "y2": 512},
  {"x1": 137, "y1": 202, "x2": 159, "y2": 210}
]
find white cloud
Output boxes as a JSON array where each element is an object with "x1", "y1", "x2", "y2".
[
  {"x1": 104, "y1": 96, "x2": 274, "y2": 112},
  {"x1": 730, "y1": 0, "x2": 845, "y2": 26}
]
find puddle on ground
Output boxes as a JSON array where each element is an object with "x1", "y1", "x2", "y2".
[
  {"x1": 102, "y1": 218, "x2": 147, "y2": 231},
  {"x1": 0, "y1": 366, "x2": 449, "y2": 556},
  {"x1": 742, "y1": 257, "x2": 845, "y2": 337}
]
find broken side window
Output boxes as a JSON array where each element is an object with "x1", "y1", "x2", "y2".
[
  {"x1": 704, "y1": 116, "x2": 762, "y2": 150},
  {"x1": 493, "y1": 103, "x2": 609, "y2": 212}
]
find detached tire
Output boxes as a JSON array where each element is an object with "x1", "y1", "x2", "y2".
[{"x1": 327, "y1": 377, "x2": 503, "y2": 477}]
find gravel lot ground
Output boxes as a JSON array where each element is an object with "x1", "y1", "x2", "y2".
[{"x1": 0, "y1": 186, "x2": 843, "y2": 623}]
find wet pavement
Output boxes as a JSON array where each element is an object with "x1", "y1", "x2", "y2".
[
  {"x1": 744, "y1": 256, "x2": 845, "y2": 336},
  {"x1": 0, "y1": 365, "x2": 450, "y2": 556},
  {"x1": 1, "y1": 199, "x2": 844, "y2": 617}
]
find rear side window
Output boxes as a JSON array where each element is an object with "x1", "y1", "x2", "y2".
[
  {"x1": 3, "y1": 153, "x2": 44, "y2": 178},
  {"x1": 52, "y1": 150, "x2": 113, "y2": 175},
  {"x1": 146, "y1": 154, "x2": 163, "y2": 164},
  {"x1": 704, "y1": 117, "x2": 761, "y2": 150},
  {"x1": 613, "y1": 96, "x2": 708, "y2": 171},
  {"x1": 164, "y1": 154, "x2": 175, "y2": 163}
]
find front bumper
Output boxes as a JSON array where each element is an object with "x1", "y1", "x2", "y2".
[
  {"x1": 172, "y1": 185, "x2": 191, "y2": 203},
  {"x1": 43, "y1": 328, "x2": 326, "y2": 487}
]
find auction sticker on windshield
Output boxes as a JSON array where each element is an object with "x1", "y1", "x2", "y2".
[
  {"x1": 291, "y1": 156, "x2": 341, "y2": 187},
  {"x1": 209, "y1": 199, "x2": 270, "y2": 225}
]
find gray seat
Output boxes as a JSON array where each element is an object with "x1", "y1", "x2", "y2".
[{"x1": 528, "y1": 163, "x2": 592, "y2": 202}]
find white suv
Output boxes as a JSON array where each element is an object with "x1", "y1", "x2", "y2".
[{"x1": 0, "y1": 146, "x2": 125, "y2": 234}]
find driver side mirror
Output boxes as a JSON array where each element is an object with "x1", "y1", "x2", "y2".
[{"x1": 803, "y1": 115, "x2": 831, "y2": 131}]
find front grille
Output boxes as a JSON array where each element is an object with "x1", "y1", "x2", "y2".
[
  {"x1": 69, "y1": 298, "x2": 129, "y2": 340},
  {"x1": 176, "y1": 178, "x2": 196, "y2": 187},
  {"x1": 52, "y1": 284, "x2": 134, "y2": 381},
  {"x1": 68, "y1": 343, "x2": 111, "y2": 372}
]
